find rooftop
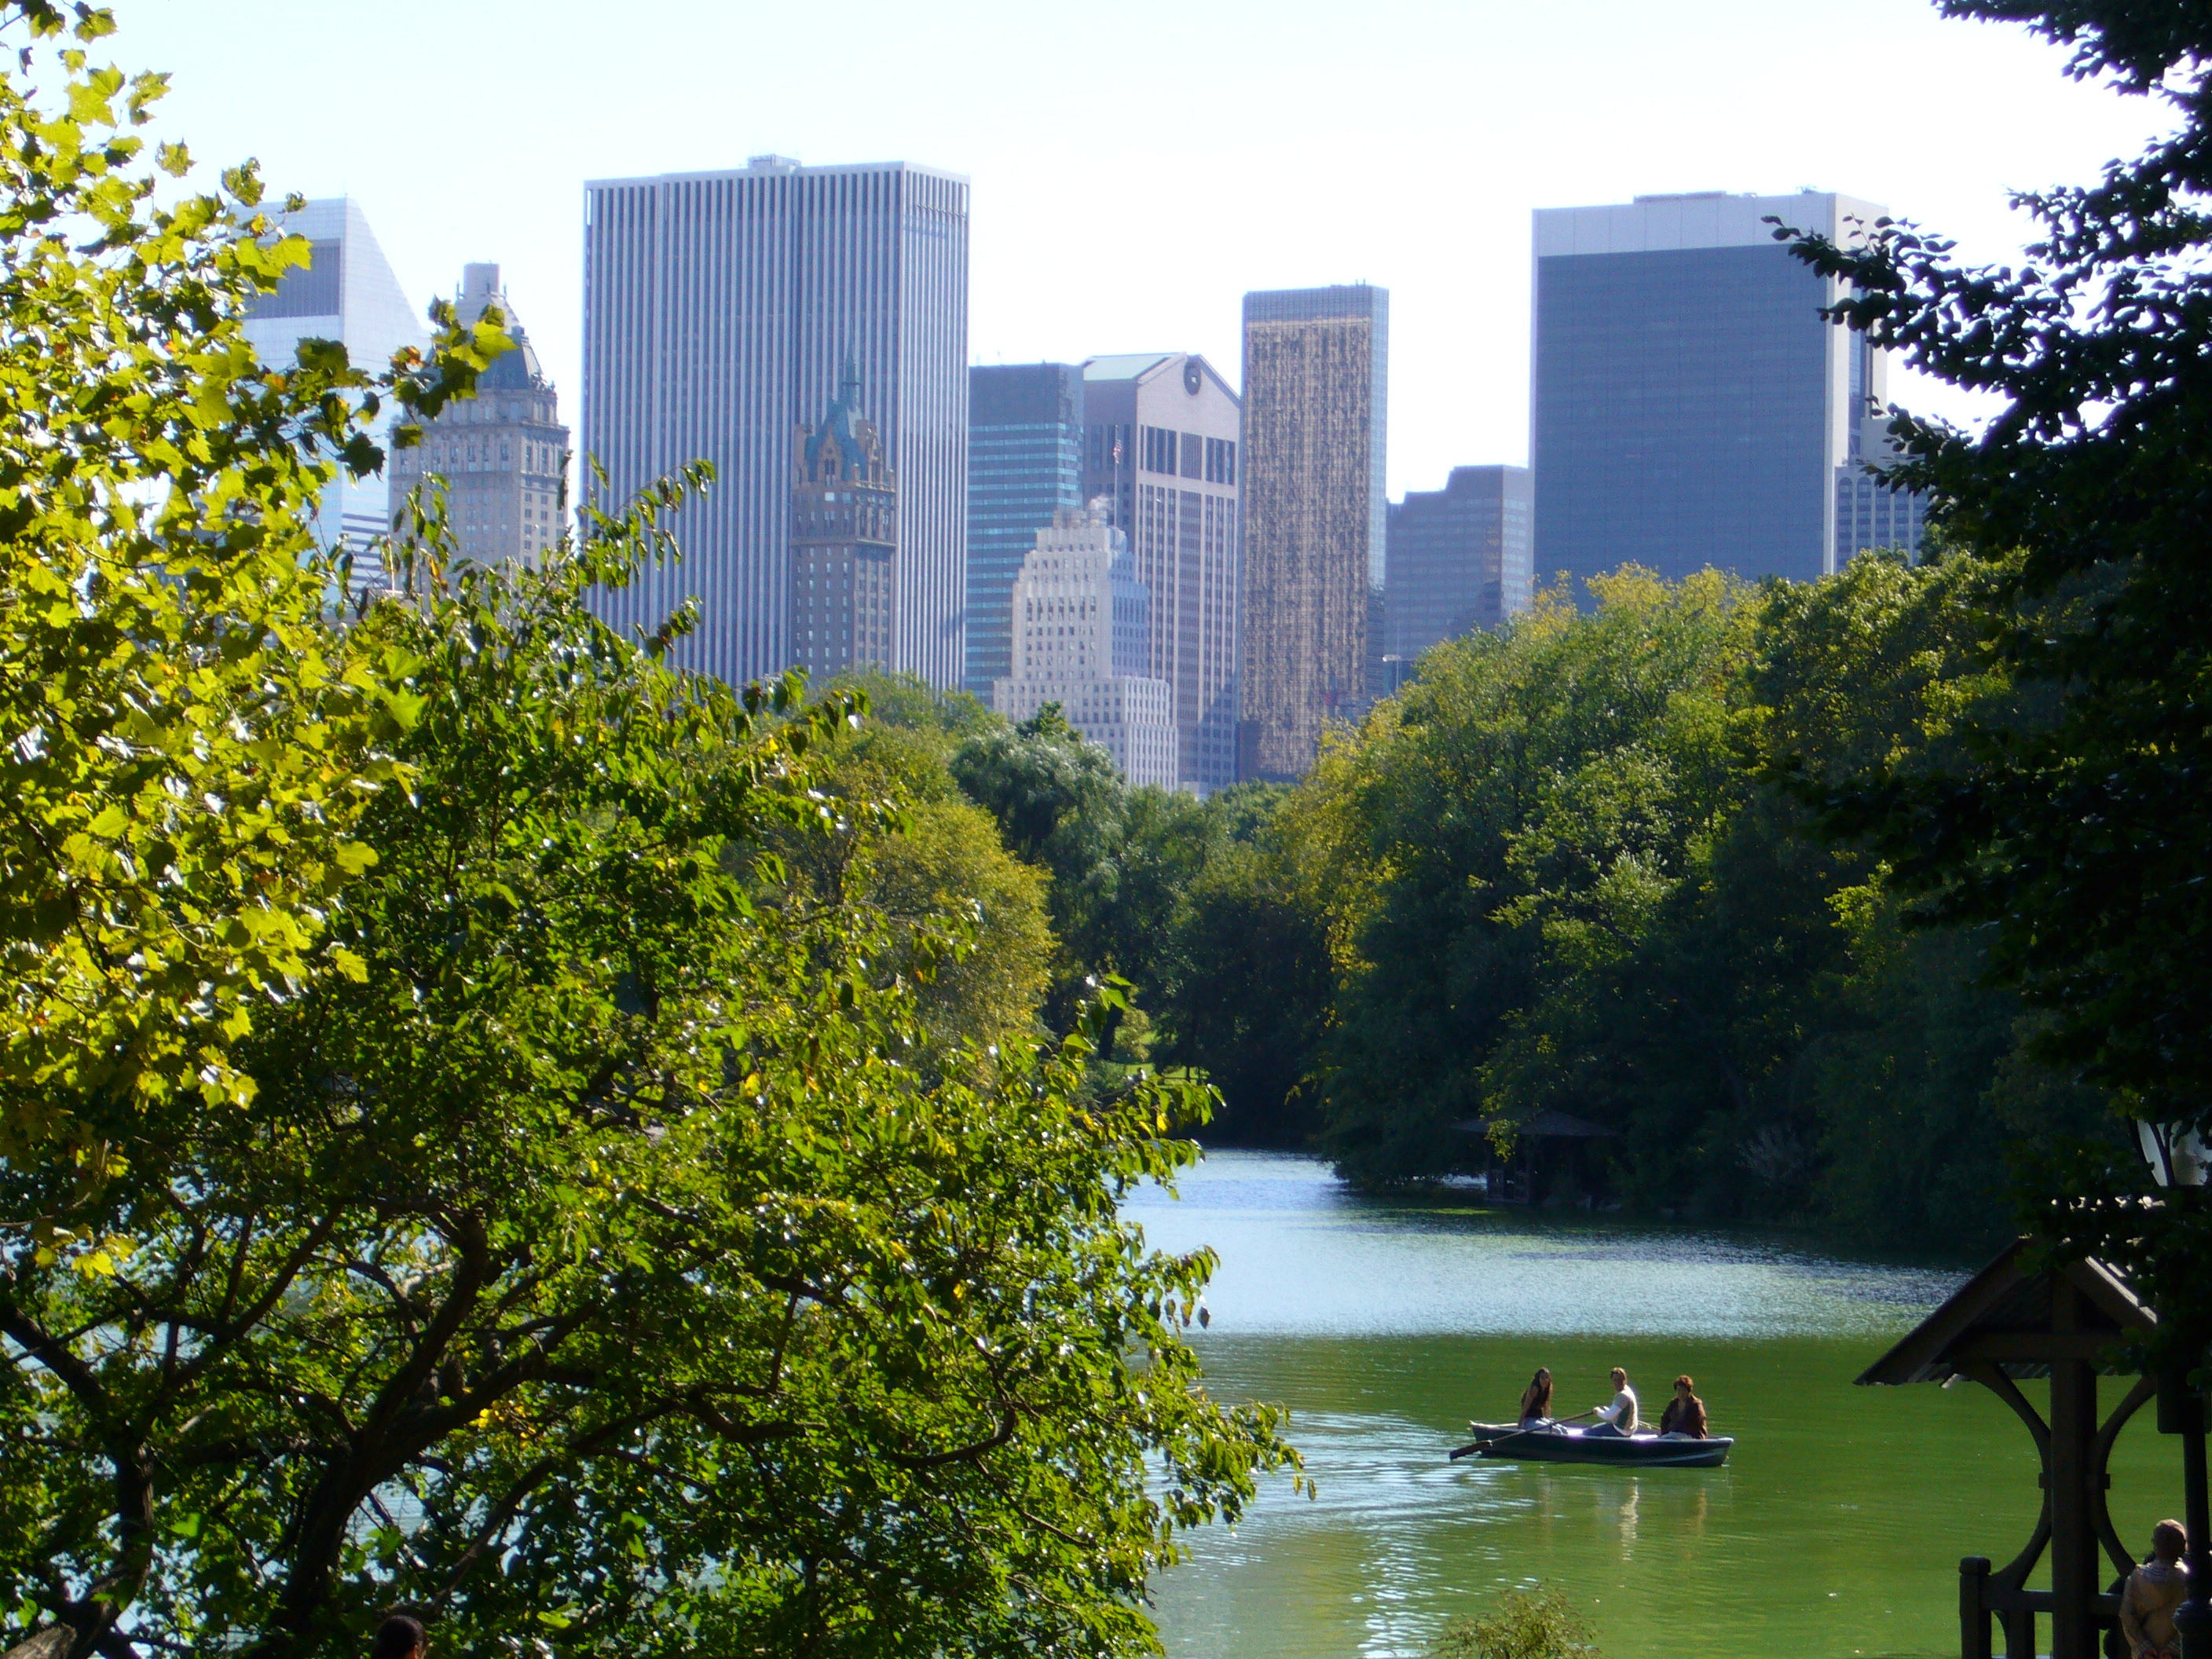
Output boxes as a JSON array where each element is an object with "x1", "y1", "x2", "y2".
[{"x1": 1082, "y1": 353, "x2": 1175, "y2": 383}]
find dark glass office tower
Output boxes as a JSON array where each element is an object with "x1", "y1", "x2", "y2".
[
  {"x1": 965, "y1": 364, "x2": 1082, "y2": 698},
  {"x1": 1532, "y1": 192, "x2": 1906, "y2": 595},
  {"x1": 1383, "y1": 465, "x2": 1532, "y2": 667}
]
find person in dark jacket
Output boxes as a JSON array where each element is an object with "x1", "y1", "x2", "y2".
[
  {"x1": 1657, "y1": 1375, "x2": 1708, "y2": 1438},
  {"x1": 372, "y1": 1616, "x2": 426, "y2": 1659}
]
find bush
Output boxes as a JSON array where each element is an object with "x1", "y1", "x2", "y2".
[{"x1": 1429, "y1": 1586, "x2": 1601, "y2": 1659}]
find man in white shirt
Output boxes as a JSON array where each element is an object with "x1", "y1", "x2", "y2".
[{"x1": 1591, "y1": 1367, "x2": 1640, "y2": 1435}]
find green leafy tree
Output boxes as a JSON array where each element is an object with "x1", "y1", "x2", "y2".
[
  {"x1": 1777, "y1": 4, "x2": 2212, "y2": 1129},
  {"x1": 1772, "y1": 0, "x2": 2212, "y2": 1332},
  {"x1": 1289, "y1": 570, "x2": 1763, "y2": 1185},
  {"x1": 1148, "y1": 789, "x2": 1332, "y2": 1148},
  {"x1": 950, "y1": 703, "x2": 1133, "y2": 1023},
  {"x1": 0, "y1": 3, "x2": 500, "y2": 1155},
  {"x1": 1251, "y1": 557, "x2": 2114, "y2": 1239},
  {"x1": 0, "y1": 520, "x2": 1298, "y2": 1659},
  {"x1": 784, "y1": 673, "x2": 1054, "y2": 1059}
]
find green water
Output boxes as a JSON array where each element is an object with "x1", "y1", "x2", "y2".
[{"x1": 1130, "y1": 1151, "x2": 2187, "y2": 1659}]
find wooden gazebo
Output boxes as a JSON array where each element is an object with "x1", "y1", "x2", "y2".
[
  {"x1": 1859, "y1": 1239, "x2": 2158, "y2": 1659},
  {"x1": 1456, "y1": 1108, "x2": 1621, "y2": 1205}
]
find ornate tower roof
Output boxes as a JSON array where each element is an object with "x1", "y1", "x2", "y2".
[{"x1": 797, "y1": 360, "x2": 892, "y2": 488}]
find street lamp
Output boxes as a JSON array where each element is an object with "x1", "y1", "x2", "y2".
[{"x1": 2141, "y1": 1121, "x2": 2212, "y2": 1659}]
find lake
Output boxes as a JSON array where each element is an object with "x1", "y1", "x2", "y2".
[{"x1": 1128, "y1": 1150, "x2": 2185, "y2": 1659}]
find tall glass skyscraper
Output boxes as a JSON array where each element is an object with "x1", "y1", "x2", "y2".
[
  {"x1": 966, "y1": 364, "x2": 1082, "y2": 698},
  {"x1": 1531, "y1": 191, "x2": 1921, "y2": 594},
  {"x1": 1384, "y1": 465, "x2": 1533, "y2": 667},
  {"x1": 1239, "y1": 285, "x2": 1388, "y2": 782},
  {"x1": 240, "y1": 197, "x2": 426, "y2": 592},
  {"x1": 581, "y1": 156, "x2": 970, "y2": 689}
]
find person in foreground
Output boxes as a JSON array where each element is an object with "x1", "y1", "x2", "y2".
[
  {"x1": 1589, "y1": 1367, "x2": 1639, "y2": 1435},
  {"x1": 1657, "y1": 1375, "x2": 1707, "y2": 1439},
  {"x1": 372, "y1": 1615, "x2": 426, "y2": 1659},
  {"x1": 2120, "y1": 1519, "x2": 2188, "y2": 1659},
  {"x1": 1518, "y1": 1367, "x2": 1555, "y2": 1426}
]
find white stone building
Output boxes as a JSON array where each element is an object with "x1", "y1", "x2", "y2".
[{"x1": 994, "y1": 506, "x2": 1178, "y2": 790}]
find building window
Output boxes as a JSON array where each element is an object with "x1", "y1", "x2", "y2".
[
  {"x1": 1205, "y1": 438, "x2": 1238, "y2": 485},
  {"x1": 1141, "y1": 426, "x2": 1179, "y2": 475}
]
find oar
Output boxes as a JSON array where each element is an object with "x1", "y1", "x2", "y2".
[{"x1": 1449, "y1": 1408, "x2": 1598, "y2": 1459}]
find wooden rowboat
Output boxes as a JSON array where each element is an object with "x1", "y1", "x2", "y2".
[{"x1": 1448, "y1": 1421, "x2": 1733, "y2": 1469}]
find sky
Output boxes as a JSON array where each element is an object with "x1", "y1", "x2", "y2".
[{"x1": 112, "y1": 0, "x2": 2169, "y2": 498}]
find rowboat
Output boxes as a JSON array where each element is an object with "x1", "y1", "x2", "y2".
[{"x1": 1448, "y1": 1421, "x2": 1733, "y2": 1469}]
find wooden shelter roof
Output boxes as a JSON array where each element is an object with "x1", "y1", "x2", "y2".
[{"x1": 1857, "y1": 1238, "x2": 2155, "y2": 1386}]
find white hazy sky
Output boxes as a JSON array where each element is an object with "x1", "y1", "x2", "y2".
[{"x1": 114, "y1": 0, "x2": 2166, "y2": 497}]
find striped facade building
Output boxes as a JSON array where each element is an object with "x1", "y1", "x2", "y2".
[
  {"x1": 581, "y1": 156, "x2": 969, "y2": 689},
  {"x1": 1239, "y1": 285, "x2": 1390, "y2": 782}
]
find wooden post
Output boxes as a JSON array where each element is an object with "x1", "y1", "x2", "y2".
[
  {"x1": 2049, "y1": 1283, "x2": 2100, "y2": 1659},
  {"x1": 1961, "y1": 1556, "x2": 1993, "y2": 1659}
]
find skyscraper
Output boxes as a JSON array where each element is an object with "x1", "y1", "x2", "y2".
[
  {"x1": 1238, "y1": 284, "x2": 1389, "y2": 782},
  {"x1": 388, "y1": 264, "x2": 568, "y2": 571},
  {"x1": 581, "y1": 156, "x2": 969, "y2": 687},
  {"x1": 993, "y1": 507, "x2": 1177, "y2": 790},
  {"x1": 1531, "y1": 190, "x2": 1924, "y2": 594},
  {"x1": 789, "y1": 365, "x2": 897, "y2": 680},
  {"x1": 1384, "y1": 465, "x2": 1533, "y2": 665},
  {"x1": 240, "y1": 197, "x2": 427, "y2": 591},
  {"x1": 966, "y1": 364, "x2": 1082, "y2": 698},
  {"x1": 1078, "y1": 353, "x2": 1241, "y2": 792}
]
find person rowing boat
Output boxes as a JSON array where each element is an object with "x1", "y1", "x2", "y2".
[{"x1": 1577, "y1": 1367, "x2": 1640, "y2": 1436}]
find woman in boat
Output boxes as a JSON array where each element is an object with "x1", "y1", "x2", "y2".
[
  {"x1": 2120, "y1": 1518, "x2": 2188, "y2": 1659},
  {"x1": 1657, "y1": 1375, "x2": 1707, "y2": 1438},
  {"x1": 1590, "y1": 1367, "x2": 1640, "y2": 1435},
  {"x1": 1518, "y1": 1368, "x2": 1555, "y2": 1426}
]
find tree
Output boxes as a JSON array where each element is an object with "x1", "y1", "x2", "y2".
[
  {"x1": 0, "y1": 3, "x2": 499, "y2": 1155},
  {"x1": 1777, "y1": 2, "x2": 2212, "y2": 1129},
  {"x1": 785, "y1": 674, "x2": 1054, "y2": 1060},
  {"x1": 0, "y1": 524, "x2": 1298, "y2": 1658},
  {"x1": 1150, "y1": 824, "x2": 1333, "y2": 1148},
  {"x1": 1236, "y1": 558, "x2": 2115, "y2": 1236},
  {"x1": 950, "y1": 704, "x2": 1132, "y2": 1024},
  {"x1": 1771, "y1": 0, "x2": 2212, "y2": 1344},
  {"x1": 1289, "y1": 571, "x2": 1762, "y2": 1185}
]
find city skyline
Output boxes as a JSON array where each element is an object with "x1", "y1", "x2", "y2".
[{"x1": 120, "y1": 0, "x2": 2163, "y2": 503}]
